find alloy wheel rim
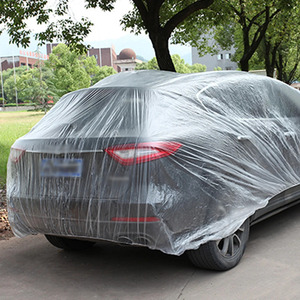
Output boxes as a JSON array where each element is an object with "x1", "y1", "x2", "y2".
[{"x1": 216, "y1": 224, "x2": 245, "y2": 258}]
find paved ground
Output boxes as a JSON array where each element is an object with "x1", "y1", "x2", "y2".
[{"x1": 1, "y1": 204, "x2": 300, "y2": 300}]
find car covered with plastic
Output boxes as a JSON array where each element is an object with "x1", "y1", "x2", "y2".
[{"x1": 7, "y1": 70, "x2": 300, "y2": 270}]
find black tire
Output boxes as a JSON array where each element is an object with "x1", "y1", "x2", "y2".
[
  {"x1": 45, "y1": 235, "x2": 95, "y2": 251},
  {"x1": 187, "y1": 219, "x2": 250, "y2": 271}
]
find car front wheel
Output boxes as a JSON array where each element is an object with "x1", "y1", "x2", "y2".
[
  {"x1": 187, "y1": 219, "x2": 250, "y2": 271},
  {"x1": 45, "y1": 235, "x2": 95, "y2": 251}
]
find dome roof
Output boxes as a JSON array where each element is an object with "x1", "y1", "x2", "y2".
[{"x1": 118, "y1": 48, "x2": 136, "y2": 60}]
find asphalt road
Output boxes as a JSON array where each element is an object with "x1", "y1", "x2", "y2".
[{"x1": 1, "y1": 204, "x2": 300, "y2": 300}]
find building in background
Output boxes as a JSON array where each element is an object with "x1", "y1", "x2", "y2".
[
  {"x1": 0, "y1": 55, "x2": 42, "y2": 71},
  {"x1": 89, "y1": 47, "x2": 118, "y2": 71},
  {"x1": 46, "y1": 44, "x2": 141, "y2": 73},
  {"x1": 291, "y1": 82, "x2": 300, "y2": 90},
  {"x1": 114, "y1": 48, "x2": 142, "y2": 72},
  {"x1": 0, "y1": 51, "x2": 48, "y2": 106},
  {"x1": 191, "y1": 34, "x2": 238, "y2": 71},
  {"x1": 192, "y1": 46, "x2": 238, "y2": 71}
]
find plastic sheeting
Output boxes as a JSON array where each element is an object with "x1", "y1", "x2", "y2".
[{"x1": 7, "y1": 70, "x2": 300, "y2": 255}]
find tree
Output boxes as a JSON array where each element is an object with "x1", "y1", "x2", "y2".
[
  {"x1": 176, "y1": 0, "x2": 293, "y2": 72},
  {"x1": 45, "y1": 44, "x2": 98, "y2": 96},
  {"x1": 134, "y1": 61, "x2": 150, "y2": 71},
  {"x1": 219, "y1": 0, "x2": 283, "y2": 72},
  {"x1": 263, "y1": 4, "x2": 300, "y2": 81},
  {"x1": 1, "y1": 65, "x2": 58, "y2": 107},
  {"x1": 3, "y1": 75, "x2": 18, "y2": 103},
  {"x1": 171, "y1": 54, "x2": 191, "y2": 73},
  {"x1": 136, "y1": 57, "x2": 164, "y2": 71},
  {"x1": 0, "y1": 66, "x2": 27, "y2": 102},
  {"x1": 231, "y1": 1, "x2": 300, "y2": 81},
  {"x1": 17, "y1": 67, "x2": 60, "y2": 111},
  {"x1": 135, "y1": 54, "x2": 206, "y2": 73},
  {"x1": 189, "y1": 63, "x2": 207, "y2": 73},
  {"x1": 91, "y1": 66, "x2": 117, "y2": 85},
  {"x1": 1, "y1": 66, "x2": 28, "y2": 84},
  {"x1": 1, "y1": 0, "x2": 214, "y2": 72},
  {"x1": 276, "y1": 40, "x2": 300, "y2": 84}
]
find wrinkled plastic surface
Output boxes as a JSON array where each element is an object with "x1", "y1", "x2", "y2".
[{"x1": 7, "y1": 70, "x2": 300, "y2": 255}]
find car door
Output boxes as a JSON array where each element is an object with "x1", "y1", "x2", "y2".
[{"x1": 252, "y1": 82, "x2": 300, "y2": 218}]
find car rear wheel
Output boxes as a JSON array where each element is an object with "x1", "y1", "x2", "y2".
[
  {"x1": 45, "y1": 235, "x2": 95, "y2": 251},
  {"x1": 187, "y1": 219, "x2": 250, "y2": 271}
]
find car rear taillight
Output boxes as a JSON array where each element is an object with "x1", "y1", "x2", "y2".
[
  {"x1": 9, "y1": 147, "x2": 25, "y2": 163},
  {"x1": 105, "y1": 141, "x2": 182, "y2": 165}
]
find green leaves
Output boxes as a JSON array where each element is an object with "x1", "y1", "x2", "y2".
[
  {"x1": 1, "y1": 0, "x2": 51, "y2": 47},
  {"x1": 45, "y1": 44, "x2": 92, "y2": 96},
  {"x1": 85, "y1": 0, "x2": 117, "y2": 11},
  {"x1": 55, "y1": 0, "x2": 69, "y2": 16},
  {"x1": 135, "y1": 54, "x2": 206, "y2": 73},
  {"x1": 1, "y1": 0, "x2": 92, "y2": 53},
  {"x1": 91, "y1": 66, "x2": 117, "y2": 85}
]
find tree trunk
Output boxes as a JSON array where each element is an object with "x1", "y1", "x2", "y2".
[
  {"x1": 264, "y1": 39, "x2": 272, "y2": 77},
  {"x1": 150, "y1": 33, "x2": 176, "y2": 72},
  {"x1": 269, "y1": 46, "x2": 277, "y2": 78},
  {"x1": 264, "y1": 37, "x2": 274, "y2": 77},
  {"x1": 276, "y1": 52, "x2": 283, "y2": 82},
  {"x1": 240, "y1": 26, "x2": 250, "y2": 71},
  {"x1": 239, "y1": 58, "x2": 249, "y2": 72},
  {"x1": 264, "y1": 39, "x2": 277, "y2": 77}
]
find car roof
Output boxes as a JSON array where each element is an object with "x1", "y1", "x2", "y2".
[{"x1": 91, "y1": 70, "x2": 267, "y2": 91}]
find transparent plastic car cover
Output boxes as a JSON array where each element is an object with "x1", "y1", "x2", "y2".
[{"x1": 7, "y1": 70, "x2": 300, "y2": 255}]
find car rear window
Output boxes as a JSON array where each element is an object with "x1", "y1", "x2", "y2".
[{"x1": 30, "y1": 88, "x2": 150, "y2": 138}]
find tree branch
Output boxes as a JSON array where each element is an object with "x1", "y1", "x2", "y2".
[
  {"x1": 163, "y1": 0, "x2": 214, "y2": 37},
  {"x1": 270, "y1": 8, "x2": 281, "y2": 20},
  {"x1": 250, "y1": 6, "x2": 270, "y2": 49},
  {"x1": 223, "y1": 0, "x2": 241, "y2": 17},
  {"x1": 132, "y1": 0, "x2": 149, "y2": 26},
  {"x1": 248, "y1": 8, "x2": 266, "y2": 27},
  {"x1": 288, "y1": 62, "x2": 298, "y2": 84}
]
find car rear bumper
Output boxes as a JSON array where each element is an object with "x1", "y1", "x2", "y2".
[{"x1": 7, "y1": 196, "x2": 173, "y2": 252}]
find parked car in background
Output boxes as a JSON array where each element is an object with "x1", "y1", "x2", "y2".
[
  {"x1": 291, "y1": 82, "x2": 300, "y2": 91},
  {"x1": 7, "y1": 70, "x2": 300, "y2": 270}
]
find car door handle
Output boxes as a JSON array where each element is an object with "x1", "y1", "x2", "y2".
[
  {"x1": 237, "y1": 135, "x2": 251, "y2": 141},
  {"x1": 284, "y1": 131, "x2": 296, "y2": 137}
]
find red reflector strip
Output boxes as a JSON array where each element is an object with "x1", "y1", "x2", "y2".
[{"x1": 111, "y1": 217, "x2": 160, "y2": 222}]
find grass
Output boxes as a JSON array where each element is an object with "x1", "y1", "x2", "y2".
[{"x1": 0, "y1": 111, "x2": 44, "y2": 188}]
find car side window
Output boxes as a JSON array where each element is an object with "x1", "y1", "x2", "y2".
[
  {"x1": 266, "y1": 83, "x2": 300, "y2": 118},
  {"x1": 198, "y1": 82, "x2": 268, "y2": 118}
]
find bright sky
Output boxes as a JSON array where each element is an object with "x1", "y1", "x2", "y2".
[
  {"x1": 71, "y1": 0, "x2": 136, "y2": 41},
  {"x1": 27, "y1": 0, "x2": 140, "y2": 41}
]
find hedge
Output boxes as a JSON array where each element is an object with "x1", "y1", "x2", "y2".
[{"x1": 0, "y1": 103, "x2": 35, "y2": 107}]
